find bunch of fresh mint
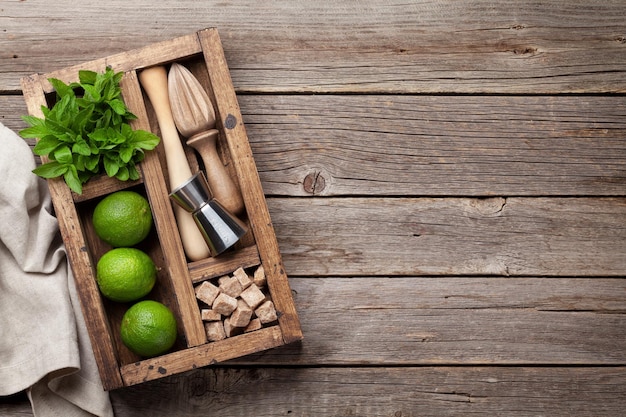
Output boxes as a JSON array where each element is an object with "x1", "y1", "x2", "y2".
[{"x1": 20, "y1": 67, "x2": 160, "y2": 194}]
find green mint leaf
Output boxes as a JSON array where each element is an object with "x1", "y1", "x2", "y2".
[
  {"x1": 127, "y1": 163, "x2": 140, "y2": 180},
  {"x1": 52, "y1": 95, "x2": 77, "y2": 127},
  {"x1": 129, "y1": 129, "x2": 160, "y2": 150},
  {"x1": 53, "y1": 145, "x2": 73, "y2": 164},
  {"x1": 108, "y1": 98, "x2": 128, "y2": 115},
  {"x1": 74, "y1": 104, "x2": 94, "y2": 132},
  {"x1": 73, "y1": 155, "x2": 85, "y2": 171},
  {"x1": 19, "y1": 122, "x2": 49, "y2": 139},
  {"x1": 112, "y1": 69, "x2": 124, "y2": 85},
  {"x1": 82, "y1": 84, "x2": 102, "y2": 103},
  {"x1": 63, "y1": 165, "x2": 83, "y2": 194},
  {"x1": 48, "y1": 78, "x2": 73, "y2": 99},
  {"x1": 72, "y1": 138, "x2": 92, "y2": 156},
  {"x1": 84, "y1": 154, "x2": 100, "y2": 171},
  {"x1": 97, "y1": 109, "x2": 112, "y2": 129},
  {"x1": 134, "y1": 151, "x2": 145, "y2": 163},
  {"x1": 32, "y1": 135, "x2": 62, "y2": 156},
  {"x1": 78, "y1": 70, "x2": 97, "y2": 85},
  {"x1": 119, "y1": 146, "x2": 134, "y2": 163},
  {"x1": 21, "y1": 114, "x2": 45, "y2": 127},
  {"x1": 87, "y1": 128, "x2": 108, "y2": 144},
  {"x1": 102, "y1": 79, "x2": 119, "y2": 102},
  {"x1": 114, "y1": 166, "x2": 130, "y2": 181},
  {"x1": 32, "y1": 161, "x2": 68, "y2": 179},
  {"x1": 44, "y1": 117, "x2": 72, "y2": 137},
  {"x1": 109, "y1": 127, "x2": 126, "y2": 145},
  {"x1": 103, "y1": 155, "x2": 120, "y2": 177},
  {"x1": 78, "y1": 170, "x2": 92, "y2": 184}
]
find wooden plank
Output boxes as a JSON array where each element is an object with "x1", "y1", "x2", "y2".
[
  {"x1": 110, "y1": 366, "x2": 626, "y2": 416},
  {"x1": 0, "y1": 96, "x2": 29, "y2": 134},
  {"x1": 121, "y1": 71, "x2": 207, "y2": 348},
  {"x1": 120, "y1": 326, "x2": 284, "y2": 387},
  {"x1": 230, "y1": 277, "x2": 626, "y2": 365},
  {"x1": 188, "y1": 244, "x2": 260, "y2": 283},
  {"x1": 240, "y1": 95, "x2": 626, "y2": 197},
  {"x1": 2, "y1": 1, "x2": 626, "y2": 93},
  {"x1": 5, "y1": 94, "x2": 626, "y2": 197},
  {"x1": 4, "y1": 366, "x2": 624, "y2": 416},
  {"x1": 268, "y1": 197, "x2": 626, "y2": 277}
]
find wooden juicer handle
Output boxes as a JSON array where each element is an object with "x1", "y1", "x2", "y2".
[
  {"x1": 186, "y1": 131, "x2": 244, "y2": 216},
  {"x1": 139, "y1": 66, "x2": 210, "y2": 261}
]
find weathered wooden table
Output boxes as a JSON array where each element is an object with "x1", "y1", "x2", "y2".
[{"x1": 1, "y1": 1, "x2": 625, "y2": 415}]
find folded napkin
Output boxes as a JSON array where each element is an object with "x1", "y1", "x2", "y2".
[{"x1": 0, "y1": 122, "x2": 114, "y2": 417}]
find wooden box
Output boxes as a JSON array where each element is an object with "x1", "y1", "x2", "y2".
[{"x1": 20, "y1": 28, "x2": 302, "y2": 390}]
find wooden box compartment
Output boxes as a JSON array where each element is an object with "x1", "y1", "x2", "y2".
[{"x1": 20, "y1": 28, "x2": 302, "y2": 390}]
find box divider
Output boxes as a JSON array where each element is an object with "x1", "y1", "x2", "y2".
[
  {"x1": 120, "y1": 70, "x2": 207, "y2": 348},
  {"x1": 188, "y1": 244, "x2": 261, "y2": 283}
]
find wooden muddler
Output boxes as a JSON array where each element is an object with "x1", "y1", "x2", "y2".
[
  {"x1": 139, "y1": 66, "x2": 210, "y2": 261},
  {"x1": 168, "y1": 63, "x2": 244, "y2": 215}
]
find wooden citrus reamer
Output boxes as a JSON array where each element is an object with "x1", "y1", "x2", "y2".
[{"x1": 167, "y1": 62, "x2": 245, "y2": 216}]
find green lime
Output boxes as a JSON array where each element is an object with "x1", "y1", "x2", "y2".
[
  {"x1": 96, "y1": 247, "x2": 156, "y2": 302},
  {"x1": 120, "y1": 300, "x2": 177, "y2": 357},
  {"x1": 92, "y1": 190, "x2": 152, "y2": 247}
]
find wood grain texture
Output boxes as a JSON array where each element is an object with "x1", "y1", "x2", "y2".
[
  {"x1": 3, "y1": 366, "x2": 624, "y2": 416},
  {"x1": 5, "y1": 94, "x2": 625, "y2": 197},
  {"x1": 2, "y1": 1, "x2": 626, "y2": 415},
  {"x1": 231, "y1": 277, "x2": 626, "y2": 365},
  {"x1": 111, "y1": 366, "x2": 626, "y2": 417},
  {"x1": 2, "y1": 1, "x2": 626, "y2": 93},
  {"x1": 268, "y1": 197, "x2": 626, "y2": 277},
  {"x1": 240, "y1": 95, "x2": 626, "y2": 197},
  {"x1": 120, "y1": 326, "x2": 284, "y2": 387}
]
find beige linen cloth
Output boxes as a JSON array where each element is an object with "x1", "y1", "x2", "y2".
[{"x1": 0, "y1": 122, "x2": 114, "y2": 417}]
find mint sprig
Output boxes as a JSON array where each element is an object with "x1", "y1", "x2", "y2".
[{"x1": 20, "y1": 67, "x2": 160, "y2": 194}]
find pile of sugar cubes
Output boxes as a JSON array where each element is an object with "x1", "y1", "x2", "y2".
[{"x1": 194, "y1": 265, "x2": 278, "y2": 341}]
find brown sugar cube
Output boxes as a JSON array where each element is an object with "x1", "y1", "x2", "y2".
[
  {"x1": 205, "y1": 321, "x2": 226, "y2": 341},
  {"x1": 212, "y1": 292, "x2": 238, "y2": 316},
  {"x1": 229, "y1": 299, "x2": 252, "y2": 328},
  {"x1": 195, "y1": 281, "x2": 219, "y2": 306},
  {"x1": 218, "y1": 275, "x2": 243, "y2": 298},
  {"x1": 201, "y1": 309, "x2": 221, "y2": 322},
  {"x1": 240, "y1": 283, "x2": 265, "y2": 310},
  {"x1": 253, "y1": 265, "x2": 266, "y2": 287},
  {"x1": 244, "y1": 317, "x2": 262, "y2": 333},
  {"x1": 233, "y1": 267, "x2": 252, "y2": 289},
  {"x1": 255, "y1": 300, "x2": 278, "y2": 324},
  {"x1": 223, "y1": 317, "x2": 244, "y2": 338}
]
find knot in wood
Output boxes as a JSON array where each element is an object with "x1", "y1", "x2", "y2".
[
  {"x1": 303, "y1": 170, "x2": 326, "y2": 194},
  {"x1": 224, "y1": 114, "x2": 237, "y2": 129},
  {"x1": 513, "y1": 46, "x2": 537, "y2": 55}
]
